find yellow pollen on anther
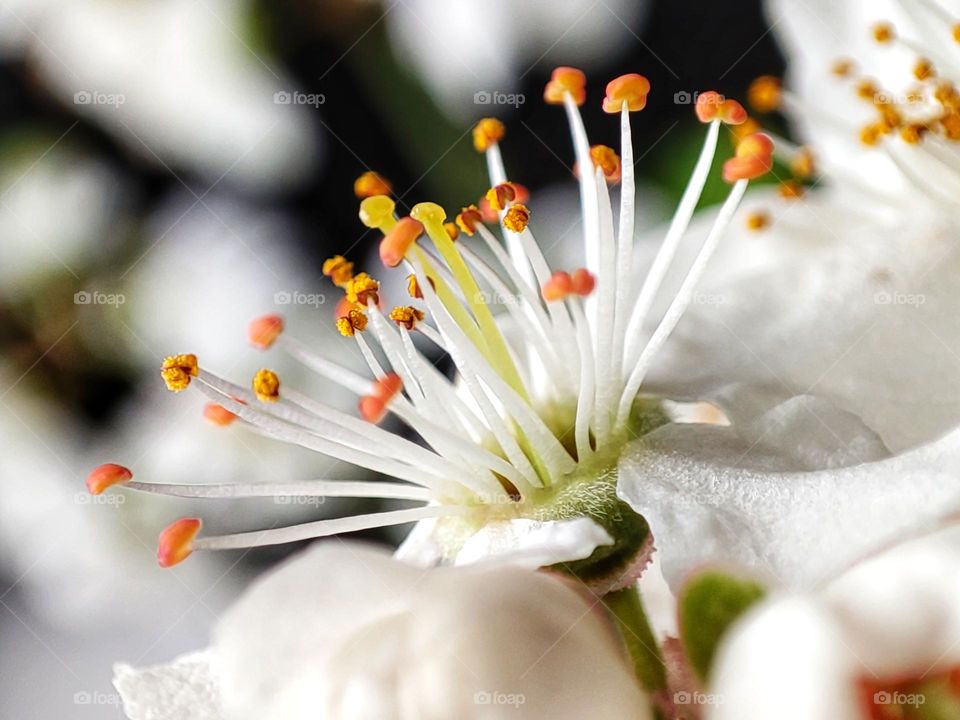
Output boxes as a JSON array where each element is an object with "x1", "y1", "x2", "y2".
[
  {"x1": 860, "y1": 123, "x2": 883, "y2": 146},
  {"x1": 407, "y1": 273, "x2": 423, "y2": 299},
  {"x1": 485, "y1": 183, "x2": 517, "y2": 212},
  {"x1": 161, "y1": 353, "x2": 198, "y2": 392},
  {"x1": 746, "y1": 211, "x2": 770, "y2": 231},
  {"x1": 831, "y1": 58, "x2": 856, "y2": 78},
  {"x1": 389, "y1": 305, "x2": 425, "y2": 330},
  {"x1": 346, "y1": 272, "x2": 380, "y2": 306},
  {"x1": 503, "y1": 204, "x2": 531, "y2": 233},
  {"x1": 444, "y1": 222, "x2": 459, "y2": 241},
  {"x1": 472, "y1": 118, "x2": 506, "y2": 152},
  {"x1": 322, "y1": 255, "x2": 355, "y2": 288},
  {"x1": 900, "y1": 123, "x2": 926, "y2": 144},
  {"x1": 337, "y1": 308, "x2": 368, "y2": 336},
  {"x1": 590, "y1": 145, "x2": 621, "y2": 183},
  {"x1": 872, "y1": 22, "x2": 895, "y2": 44},
  {"x1": 253, "y1": 368, "x2": 280, "y2": 403},
  {"x1": 731, "y1": 117, "x2": 762, "y2": 146},
  {"x1": 353, "y1": 171, "x2": 392, "y2": 199},
  {"x1": 748, "y1": 76, "x2": 782, "y2": 113},
  {"x1": 857, "y1": 80, "x2": 880, "y2": 101},
  {"x1": 456, "y1": 205, "x2": 484, "y2": 236},
  {"x1": 942, "y1": 112, "x2": 960, "y2": 140},
  {"x1": 914, "y1": 59, "x2": 936, "y2": 82},
  {"x1": 953, "y1": 22, "x2": 960, "y2": 43},
  {"x1": 359, "y1": 195, "x2": 397, "y2": 231}
]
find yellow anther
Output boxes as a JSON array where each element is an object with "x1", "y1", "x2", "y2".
[
  {"x1": 831, "y1": 58, "x2": 856, "y2": 78},
  {"x1": 935, "y1": 81, "x2": 959, "y2": 106},
  {"x1": 359, "y1": 195, "x2": 397, "y2": 230},
  {"x1": 389, "y1": 305, "x2": 425, "y2": 330},
  {"x1": 590, "y1": 145, "x2": 622, "y2": 184},
  {"x1": 872, "y1": 22, "x2": 895, "y2": 44},
  {"x1": 410, "y1": 202, "x2": 447, "y2": 227},
  {"x1": 456, "y1": 205, "x2": 484, "y2": 236},
  {"x1": 322, "y1": 255, "x2": 355, "y2": 288},
  {"x1": 778, "y1": 180, "x2": 805, "y2": 199},
  {"x1": 407, "y1": 273, "x2": 423, "y2": 299},
  {"x1": 942, "y1": 112, "x2": 960, "y2": 140},
  {"x1": 914, "y1": 58, "x2": 936, "y2": 82},
  {"x1": 856, "y1": 80, "x2": 879, "y2": 101},
  {"x1": 900, "y1": 123, "x2": 926, "y2": 144},
  {"x1": 253, "y1": 369, "x2": 280, "y2": 403},
  {"x1": 161, "y1": 354, "x2": 198, "y2": 392},
  {"x1": 503, "y1": 204, "x2": 530, "y2": 233},
  {"x1": 746, "y1": 211, "x2": 770, "y2": 231},
  {"x1": 444, "y1": 222, "x2": 459, "y2": 241},
  {"x1": 860, "y1": 123, "x2": 883, "y2": 146},
  {"x1": 337, "y1": 308, "x2": 368, "y2": 336},
  {"x1": 473, "y1": 118, "x2": 506, "y2": 153},
  {"x1": 485, "y1": 183, "x2": 518, "y2": 212},
  {"x1": 353, "y1": 171, "x2": 392, "y2": 199},
  {"x1": 346, "y1": 272, "x2": 380, "y2": 306},
  {"x1": 790, "y1": 148, "x2": 816, "y2": 180},
  {"x1": 953, "y1": 22, "x2": 960, "y2": 43},
  {"x1": 878, "y1": 105, "x2": 901, "y2": 132},
  {"x1": 747, "y1": 76, "x2": 782, "y2": 113}
]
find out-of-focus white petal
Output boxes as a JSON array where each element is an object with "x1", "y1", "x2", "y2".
[
  {"x1": 114, "y1": 652, "x2": 223, "y2": 720},
  {"x1": 618, "y1": 412, "x2": 960, "y2": 590},
  {"x1": 454, "y1": 517, "x2": 613, "y2": 568}
]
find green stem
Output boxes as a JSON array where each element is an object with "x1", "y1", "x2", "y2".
[{"x1": 603, "y1": 585, "x2": 667, "y2": 695}]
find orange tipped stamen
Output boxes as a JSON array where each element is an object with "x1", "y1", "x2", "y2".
[
  {"x1": 161, "y1": 354, "x2": 198, "y2": 392},
  {"x1": 443, "y1": 222, "x2": 459, "y2": 241},
  {"x1": 456, "y1": 205, "x2": 484, "y2": 236},
  {"x1": 544, "y1": 66, "x2": 587, "y2": 106},
  {"x1": 695, "y1": 92, "x2": 747, "y2": 125},
  {"x1": 374, "y1": 372, "x2": 403, "y2": 401},
  {"x1": 247, "y1": 314, "x2": 284, "y2": 350},
  {"x1": 359, "y1": 373, "x2": 403, "y2": 424},
  {"x1": 590, "y1": 145, "x2": 622, "y2": 184},
  {"x1": 322, "y1": 255, "x2": 355, "y2": 288},
  {"x1": 571, "y1": 268, "x2": 596, "y2": 297},
  {"x1": 486, "y1": 183, "x2": 518, "y2": 212},
  {"x1": 478, "y1": 195, "x2": 499, "y2": 223},
  {"x1": 346, "y1": 272, "x2": 381, "y2": 305},
  {"x1": 542, "y1": 271, "x2": 573, "y2": 302},
  {"x1": 389, "y1": 306, "x2": 425, "y2": 330},
  {"x1": 503, "y1": 204, "x2": 531, "y2": 233},
  {"x1": 253, "y1": 369, "x2": 281, "y2": 403},
  {"x1": 337, "y1": 308, "x2": 368, "y2": 337},
  {"x1": 747, "y1": 76, "x2": 782, "y2": 113},
  {"x1": 86, "y1": 463, "x2": 132, "y2": 495},
  {"x1": 380, "y1": 217, "x2": 423, "y2": 268},
  {"x1": 602, "y1": 73, "x2": 650, "y2": 113},
  {"x1": 157, "y1": 518, "x2": 201, "y2": 568},
  {"x1": 722, "y1": 132, "x2": 774, "y2": 182},
  {"x1": 203, "y1": 403, "x2": 238, "y2": 427},
  {"x1": 407, "y1": 274, "x2": 423, "y2": 299},
  {"x1": 872, "y1": 21, "x2": 895, "y2": 44},
  {"x1": 746, "y1": 210, "x2": 770, "y2": 231},
  {"x1": 353, "y1": 171, "x2": 392, "y2": 199},
  {"x1": 472, "y1": 118, "x2": 506, "y2": 152}
]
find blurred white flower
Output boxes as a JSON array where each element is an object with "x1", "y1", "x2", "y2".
[
  {"x1": 709, "y1": 523, "x2": 960, "y2": 719},
  {"x1": 384, "y1": 0, "x2": 649, "y2": 120},
  {"x1": 114, "y1": 542, "x2": 651, "y2": 720},
  {"x1": 23, "y1": 0, "x2": 320, "y2": 192}
]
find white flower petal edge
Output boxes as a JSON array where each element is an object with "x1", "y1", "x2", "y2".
[
  {"x1": 617, "y1": 396, "x2": 960, "y2": 590},
  {"x1": 709, "y1": 523, "x2": 960, "y2": 719},
  {"x1": 453, "y1": 516, "x2": 613, "y2": 568},
  {"x1": 115, "y1": 542, "x2": 652, "y2": 720}
]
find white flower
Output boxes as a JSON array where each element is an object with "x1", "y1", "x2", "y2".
[
  {"x1": 114, "y1": 542, "x2": 652, "y2": 720},
  {"x1": 708, "y1": 522, "x2": 960, "y2": 719}
]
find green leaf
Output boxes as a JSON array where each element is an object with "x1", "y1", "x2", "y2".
[{"x1": 679, "y1": 569, "x2": 766, "y2": 683}]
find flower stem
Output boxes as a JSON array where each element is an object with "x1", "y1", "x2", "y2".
[{"x1": 603, "y1": 584, "x2": 667, "y2": 694}]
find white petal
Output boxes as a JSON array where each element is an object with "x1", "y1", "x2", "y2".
[
  {"x1": 646, "y1": 198, "x2": 960, "y2": 453},
  {"x1": 454, "y1": 517, "x2": 613, "y2": 568},
  {"x1": 618, "y1": 418, "x2": 960, "y2": 590},
  {"x1": 709, "y1": 599, "x2": 860, "y2": 720},
  {"x1": 114, "y1": 651, "x2": 223, "y2": 720}
]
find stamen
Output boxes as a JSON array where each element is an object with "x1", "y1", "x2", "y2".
[
  {"x1": 472, "y1": 118, "x2": 506, "y2": 152},
  {"x1": 915, "y1": 58, "x2": 936, "y2": 81},
  {"x1": 253, "y1": 369, "x2": 281, "y2": 403},
  {"x1": 722, "y1": 132, "x2": 775, "y2": 182},
  {"x1": 247, "y1": 314, "x2": 284, "y2": 350},
  {"x1": 832, "y1": 58, "x2": 856, "y2": 77},
  {"x1": 747, "y1": 76, "x2": 783, "y2": 113},
  {"x1": 542, "y1": 271, "x2": 573, "y2": 302},
  {"x1": 872, "y1": 21, "x2": 895, "y2": 44},
  {"x1": 161, "y1": 354, "x2": 198, "y2": 392},
  {"x1": 602, "y1": 73, "x2": 650, "y2": 113},
  {"x1": 590, "y1": 145, "x2": 622, "y2": 184},
  {"x1": 443, "y1": 222, "x2": 459, "y2": 241},
  {"x1": 695, "y1": 91, "x2": 748, "y2": 124},
  {"x1": 790, "y1": 148, "x2": 816, "y2": 179},
  {"x1": 503, "y1": 203, "x2": 531, "y2": 233},
  {"x1": 203, "y1": 403, "x2": 238, "y2": 426},
  {"x1": 336, "y1": 308, "x2": 368, "y2": 337},
  {"x1": 353, "y1": 171, "x2": 392, "y2": 199},
  {"x1": 571, "y1": 268, "x2": 597, "y2": 296},
  {"x1": 778, "y1": 180, "x2": 805, "y2": 199},
  {"x1": 746, "y1": 210, "x2": 771, "y2": 231},
  {"x1": 544, "y1": 66, "x2": 586, "y2": 106},
  {"x1": 346, "y1": 272, "x2": 381, "y2": 305},
  {"x1": 485, "y1": 182, "x2": 520, "y2": 212},
  {"x1": 123, "y1": 479, "x2": 432, "y2": 502},
  {"x1": 157, "y1": 518, "x2": 201, "y2": 568},
  {"x1": 359, "y1": 195, "x2": 397, "y2": 233},
  {"x1": 455, "y1": 205, "x2": 484, "y2": 236},
  {"x1": 380, "y1": 217, "x2": 424, "y2": 268},
  {"x1": 389, "y1": 306, "x2": 425, "y2": 330},
  {"x1": 322, "y1": 255, "x2": 355, "y2": 288},
  {"x1": 86, "y1": 463, "x2": 132, "y2": 495}
]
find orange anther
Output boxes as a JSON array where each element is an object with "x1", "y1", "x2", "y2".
[
  {"x1": 590, "y1": 145, "x2": 622, "y2": 184},
  {"x1": 746, "y1": 211, "x2": 770, "y2": 231},
  {"x1": 503, "y1": 204, "x2": 530, "y2": 233},
  {"x1": 748, "y1": 76, "x2": 782, "y2": 113},
  {"x1": 570, "y1": 268, "x2": 596, "y2": 296},
  {"x1": 374, "y1": 373, "x2": 403, "y2": 401},
  {"x1": 253, "y1": 369, "x2": 280, "y2": 403},
  {"x1": 602, "y1": 73, "x2": 650, "y2": 113},
  {"x1": 353, "y1": 171, "x2": 392, "y2": 199},
  {"x1": 203, "y1": 403, "x2": 238, "y2": 427},
  {"x1": 544, "y1": 66, "x2": 587, "y2": 106},
  {"x1": 337, "y1": 308, "x2": 368, "y2": 337},
  {"x1": 322, "y1": 255, "x2": 355, "y2": 288},
  {"x1": 248, "y1": 314, "x2": 284, "y2": 350},
  {"x1": 695, "y1": 91, "x2": 747, "y2": 125},
  {"x1": 473, "y1": 118, "x2": 506, "y2": 152},
  {"x1": 157, "y1": 518, "x2": 201, "y2": 568},
  {"x1": 86, "y1": 463, "x2": 132, "y2": 495},
  {"x1": 443, "y1": 222, "x2": 459, "y2": 241},
  {"x1": 722, "y1": 132, "x2": 774, "y2": 182},
  {"x1": 161, "y1": 354, "x2": 199, "y2": 392},
  {"x1": 456, "y1": 205, "x2": 484, "y2": 236},
  {"x1": 486, "y1": 183, "x2": 518, "y2": 212},
  {"x1": 872, "y1": 22, "x2": 895, "y2": 44},
  {"x1": 379, "y1": 217, "x2": 423, "y2": 268},
  {"x1": 914, "y1": 58, "x2": 936, "y2": 81},
  {"x1": 541, "y1": 271, "x2": 573, "y2": 302},
  {"x1": 359, "y1": 373, "x2": 403, "y2": 423},
  {"x1": 389, "y1": 306, "x2": 425, "y2": 330}
]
